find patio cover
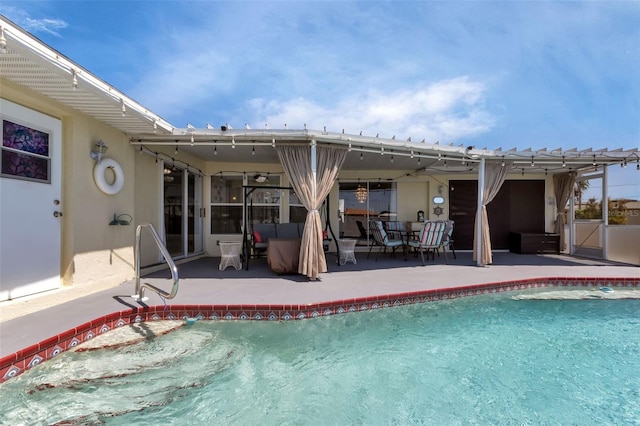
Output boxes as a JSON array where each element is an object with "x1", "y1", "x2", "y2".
[{"x1": 276, "y1": 144, "x2": 347, "y2": 279}]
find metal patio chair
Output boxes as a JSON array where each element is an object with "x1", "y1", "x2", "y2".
[
  {"x1": 407, "y1": 220, "x2": 448, "y2": 265},
  {"x1": 367, "y1": 220, "x2": 406, "y2": 261}
]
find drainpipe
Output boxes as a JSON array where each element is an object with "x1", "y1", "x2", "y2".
[{"x1": 476, "y1": 157, "x2": 485, "y2": 266}]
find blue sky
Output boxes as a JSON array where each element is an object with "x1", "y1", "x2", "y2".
[{"x1": 2, "y1": 1, "x2": 639, "y2": 198}]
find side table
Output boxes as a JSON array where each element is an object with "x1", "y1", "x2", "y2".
[
  {"x1": 219, "y1": 241, "x2": 242, "y2": 271},
  {"x1": 338, "y1": 238, "x2": 357, "y2": 265}
]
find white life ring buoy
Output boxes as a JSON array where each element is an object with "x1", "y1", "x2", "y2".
[{"x1": 94, "y1": 158, "x2": 124, "y2": 195}]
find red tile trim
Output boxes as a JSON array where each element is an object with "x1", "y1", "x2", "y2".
[{"x1": 1, "y1": 277, "x2": 638, "y2": 383}]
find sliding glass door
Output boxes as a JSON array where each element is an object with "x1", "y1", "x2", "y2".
[
  {"x1": 163, "y1": 164, "x2": 204, "y2": 259},
  {"x1": 338, "y1": 181, "x2": 397, "y2": 245}
]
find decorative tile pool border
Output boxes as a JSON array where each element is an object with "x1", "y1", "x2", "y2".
[{"x1": 1, "y1": 276, "x2": 638, "y2": 383}]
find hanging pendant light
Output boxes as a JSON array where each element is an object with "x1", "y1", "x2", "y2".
[{"x1": 355, "y1": 185, "x2": 368, "y2": 204}]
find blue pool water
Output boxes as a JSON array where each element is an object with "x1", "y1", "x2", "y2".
[{"x1": 1, "y1": 290, "x2": 639, "y2": 424}]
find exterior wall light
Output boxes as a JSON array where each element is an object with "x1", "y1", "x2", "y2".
[{"x1": 89, "y1": 140, "x2": 108, "y2": 163}]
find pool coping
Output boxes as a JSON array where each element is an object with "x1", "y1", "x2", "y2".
[{"x1": 1, "y1": 275, "x2": 638, "y2": 383}]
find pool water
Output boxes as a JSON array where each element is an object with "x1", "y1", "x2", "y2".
[{"x1": 1, "y1": 291, "x2": 639, "y2": 424}]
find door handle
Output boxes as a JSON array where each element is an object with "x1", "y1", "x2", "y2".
[{"x1": 53, "y1": 211, "x2": 63, "y2": 218}]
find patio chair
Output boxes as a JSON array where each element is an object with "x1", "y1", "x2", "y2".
[
  {"x1": 251, "y1": 223, "x2": 277, "y2": 257},
  {"x1": 407, "y1": 220, "x2": 448, "y2": 265},
  {"x1": 384, "y1": 220, "x2": 406, "y2": 241},
  {"x1": 367, "y1": 220, "x2": 406, "y2": 261},
  {"x1": 441, "y1": 220, "x2": 456, "y2": 259},
  {"x1": 356, "y1": 220, "x2": 368, "y2": 240}
]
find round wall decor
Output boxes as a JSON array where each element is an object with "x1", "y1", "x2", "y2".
[{"x1": 93, "y1": 158, "x2": 124, "y2": 195}]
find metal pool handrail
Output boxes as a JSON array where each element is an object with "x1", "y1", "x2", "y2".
[{"x1": 133, "y1": 223, "x2": 179, "y2": 301}]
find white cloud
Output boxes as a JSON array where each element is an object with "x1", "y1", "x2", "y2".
[
  {"x1": 23, "y1": 17, "x2": 67, "y2": 36},
  {"x1": 249, "y1": 77, "x2": 495, "y2": 144}
]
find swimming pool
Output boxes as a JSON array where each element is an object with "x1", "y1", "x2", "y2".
[{"x1": 1, "y1": 289, "x2": 638, "y2": 424}]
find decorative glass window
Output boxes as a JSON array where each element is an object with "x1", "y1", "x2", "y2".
[{"x1": 1, "y1": 119, "x2": 51, "y2": 183}]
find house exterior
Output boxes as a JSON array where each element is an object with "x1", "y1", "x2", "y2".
[{"x1": 1, "y1": 16, "x2": 638, "y2": 301}]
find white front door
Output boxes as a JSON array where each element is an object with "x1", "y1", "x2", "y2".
[{"x1": 0, "y1": 99, "x2": 62, "y2": 301}]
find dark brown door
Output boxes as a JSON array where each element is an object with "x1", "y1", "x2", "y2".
[
  {"x1": 449, "y1": 180, "x2": 545, "y2": 250},
  {"x1": 449, "y1": 181, "x2": 477, "y2": 249}
]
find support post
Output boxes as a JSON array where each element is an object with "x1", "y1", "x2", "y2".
[
  {"x1": 476, "y1": 157, "x2": 485, "y2": 266},
  {"x1": 602, "y1": 165, "x2": 608, "y2": 259}
]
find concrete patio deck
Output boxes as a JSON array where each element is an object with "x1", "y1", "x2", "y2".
[{"x1": 1, "y1": 250, "x2": 637, "y2": 360}]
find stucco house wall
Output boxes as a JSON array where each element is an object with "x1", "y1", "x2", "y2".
[{"x1": 2, "y1": 79, "x2": 137, "y2": 289}]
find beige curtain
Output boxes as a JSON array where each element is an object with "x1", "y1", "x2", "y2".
[
  {"x1": 553, "y1": 172, "x2": 576, "y2": 251},
  {"x1": 473, "y1": 161, "x2": 510, "y2": 265},
  {"x1": 276, "y1": 144, "x2": 347, "y2": 279}
]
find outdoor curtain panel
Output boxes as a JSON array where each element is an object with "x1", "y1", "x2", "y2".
[
  {"x1": 473, "y1": 161, "x2": 510, "y2": 265},
  {"x1": 553, "y1": 172, "x2": 576, "y2": 251},
  {"x1": 276, "y1": 144, "x2": 347, "y2": 279}
]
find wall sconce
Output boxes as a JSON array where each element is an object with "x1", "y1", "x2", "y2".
[
  {"x1": 89, "y1": 140, "x2": 109, "y2": 163},
  {"x1": 109, "y1": 213, "x2": 132, "y2": 226}
]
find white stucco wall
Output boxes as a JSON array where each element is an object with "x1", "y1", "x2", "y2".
[
  {"x1": 606, "y1": 225, "x2": 640, "y2": 265},
  {"x1": 2, "y1": 80, "x2": 136, "y2": 289}
]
